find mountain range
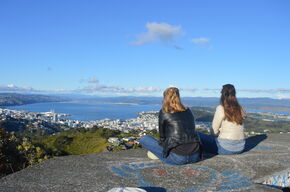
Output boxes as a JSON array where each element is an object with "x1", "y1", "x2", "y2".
[{"x1": 1, "y1": 93, "x2": 290, "y2": 113}]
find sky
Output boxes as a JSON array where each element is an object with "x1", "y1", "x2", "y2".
[{"x1": 0, "y1": 0, "x2": 290, "y2": 98}]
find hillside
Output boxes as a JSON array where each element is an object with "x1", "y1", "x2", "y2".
[{"x1": 0, "y1": 93, "x2": 67, "y2": 107}]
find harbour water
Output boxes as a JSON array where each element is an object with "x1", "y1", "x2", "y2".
[
  {"x1": 6, "y1": 102, "x2": 161, "y2": 121},
  {"x1": 5, "y1": 102, "x2": 290, "y2": 122}
]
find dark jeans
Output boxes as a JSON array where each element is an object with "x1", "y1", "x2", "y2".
[
  {"x1": 197, "y1": 132, "x2": 244, "y2": 155},
  {"x1": 140, "y1": 135, "x2": 201, "y2": 165}
]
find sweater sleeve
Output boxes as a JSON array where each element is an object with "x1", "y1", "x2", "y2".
[{"x1": 211, "y1": 105, "x2": 225, "y2": 136}]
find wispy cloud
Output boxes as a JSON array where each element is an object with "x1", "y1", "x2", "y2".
[
  {"x1": 81, "y1": 85, "x2": 162, "y2": 94},
  {"x1": 276, "y1": 88, "x2": 290, "y2": 93},
  {"x1": 203, "y1": 88, "x2": 219, "y2": 92},
  {"x1": 0, "y1": 84, "x2": 35, "y2": 93},
  {"x1": 239, "y1": 88, "x2": 290, "y2": 94},
  {"x1": 276, "y1": 94, "x2": 290, "y2": 99},
  {"x1": 130, "y1": 22, "x2": 182, "y2": 46},
  {"x1": 191, "y1": 37, "x2": 210, "y2": 45},
  {"x1": 1, "y1": 83, "x2": 289, "y2": 98},
  {"x1": 174, "y1": 45, "x2": 183, "y2": 50},
  {"x1": 203, "y1": 88, "x2": 290, "y2": 94},
  {"x1": 87, "y1": 77, "x2": 99, "y2": 84},
  {"x1": 181, "y1": 88, "x2": 198, "y2": 92}
]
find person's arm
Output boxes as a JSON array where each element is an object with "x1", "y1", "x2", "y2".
[
  {"x1": 158, "y1": 111, "x2": 166, "y2": 145},
  {"x1": 211, "y1": 105, "x2": 224, "y2": 136}
]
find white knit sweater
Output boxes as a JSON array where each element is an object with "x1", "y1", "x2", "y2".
[{"x1": 211, "y1": 105, "x2": 245, "y2": 140}]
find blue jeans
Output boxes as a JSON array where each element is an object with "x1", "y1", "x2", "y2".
[
  {"x1": 140, "y1": 135, "x2": 201, "y2": 165},
  {"x1": 197, "y1": 132, "x2": 244, "y2": 155}
]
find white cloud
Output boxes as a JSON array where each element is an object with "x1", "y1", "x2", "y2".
[
  {"x1": 239, "y1": 88, "x2": 290, "y2": 94},
  {"x1": 2, "y1": 82, "x2": 289, "y2": 98},
  {"x1": 81, "y1": 85, "x2": 162, "y2": 94},
  {"x1": 276, "y1": 94, "x2": 290, "y2": 99},
  {"x1": 203, "y1": 88, "x2": 219, "y2": 92},
  {"x1": 130, "y1": 22, "x2": 182, "y2": 46},
  {"x1": 277, "y1": 88, "x2": 290, "y2": 93},
  {"x1": 0, "y1": 84, "x2": 34, "y2": 92},
  {"x1": 191, "y1": 38, "x2": 210, "y2": 45},
  {"x1": 181, "y1": 88, "x2": 198, "y2": 92}
]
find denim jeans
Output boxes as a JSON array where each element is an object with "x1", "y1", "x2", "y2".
[
  {"x1": 140, "y1": 135, "x2": 201, "y2": 165},
  {"x1": 197, "y1": 132, "x2": 244, "y2": 155}
]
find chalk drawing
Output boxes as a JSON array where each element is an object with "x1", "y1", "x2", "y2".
[
  {"x1": 263, "y1": 172, "x2": 290, "y2": 188},
  {"x1": 254, "y1": 145, "x2": 273, "y2": 150},
  {"x1": 110, "y1": 162, "x2": 253, "y2": 192}
]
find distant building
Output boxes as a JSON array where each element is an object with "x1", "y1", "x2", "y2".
[
  {"x1": 53, "y1": 113, "x2": 58, "y2": 123},
  {"x1": 108, "y1": 137, "x2": 120, "y2": 145}
]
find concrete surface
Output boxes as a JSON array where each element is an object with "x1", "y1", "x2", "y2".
[{"x1": 0, "y1": 134, "x2": 289, "y2": 192}]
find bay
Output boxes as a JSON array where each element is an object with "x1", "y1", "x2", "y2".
[{"x1": 6, "y1": 102, "x2": 161, "y2": 121}]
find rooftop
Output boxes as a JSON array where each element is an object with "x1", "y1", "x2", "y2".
[{"x1": 0, "y1": 134, "x2": 289, "y2": 192}]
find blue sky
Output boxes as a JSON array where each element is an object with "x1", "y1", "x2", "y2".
[{"x1": 0, "y1": 0, "x2": 290, "y2": 98}]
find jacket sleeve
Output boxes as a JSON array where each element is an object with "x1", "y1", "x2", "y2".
[
  {"x1": 158, "y1": 111, "x2": 166, "y2": 145},
  {"x1": 211, "y1": 105, "x2": 224, "y2": 136}
]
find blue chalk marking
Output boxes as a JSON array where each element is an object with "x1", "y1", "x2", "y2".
[
  {"x1": 255, "y1": 145, "x2": 273, "y2": 150},
  {"x1": 181, "y1": 165, "x2": 218, "y2": 192},
  {"x1": 130, "y1": 164, "x2": 139, "y2": 169},
  {"x1": 121, "y1": 165, "x2": 138, "y2": 173},
  {"x1": 129, "y1": 162, "x2": 157, "y2": 169},
  {"x1": 221, "y1": 176, "x2": 250, "y2": 186},
  {"x1": 221, "y1": 170, "x2": 245, "y2": 183},
  {"x1": 139, "y1": 178, "x2": 152, "y2": 187},
  {"x1": 221, "y1": 169, "x2": 240, "y2": 177},
  {"x1": 272, "y1": 175, "x2": 280, "y2": 185},
  {"x1": 268, "y1": 174, "x2": 289, "y2": 187},
  {"x1": 216, "y1": 169, "x2": 253, "y2": 191},
  {"x1": 111, "y1": 166, "x2": 133, "y2": 178},
  {"x1": 217, "y1": 180, "x2": 253, "y2": 191},
  {"x1": 110, "y1": 163, "x2": 253, "y2": 192},
  {"x1": 222, "y1": 174, "x2": 241, "y2": 182}
]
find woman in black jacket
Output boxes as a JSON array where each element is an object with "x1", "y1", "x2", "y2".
[{"x1": 140, "y1": 87, "x2": 202, "y2": 165}]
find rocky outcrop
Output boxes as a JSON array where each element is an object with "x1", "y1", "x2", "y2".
[{"x1": 0, "y1": 134, "x2": 289, "y2": 192}]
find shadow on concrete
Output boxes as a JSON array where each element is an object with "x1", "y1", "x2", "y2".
[
  {"x1": 244, "y1": 134, "x2": 268, "y2": 152},
  {"x1": 139, "y1": 187, "x2": 167, "y2": 192},
  {"x1": 201, "y1": 152, "x2": 217, "y2": 160},
  {"x1": 260, "y1": 184, "x2": 290, "y2": 192}
]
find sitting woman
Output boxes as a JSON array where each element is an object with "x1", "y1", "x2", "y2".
[
  {"x1": 198, "y1": 84, "x2": 246, "y2": 155},
  {"x1": 140, "y1": 87, "x2": 202, "y2": 165}
]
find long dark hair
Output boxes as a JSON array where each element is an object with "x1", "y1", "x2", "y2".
[
  {"x1": 162, "y1": 87, "x2": 186, "y2": 113},
  {"x1": 220, "y1": 84, "x2": 244, "y2": 125}
]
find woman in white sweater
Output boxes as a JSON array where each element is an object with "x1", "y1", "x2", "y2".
[{"x1": 198, "y1": 84, "x2": 246, "y2": 154}]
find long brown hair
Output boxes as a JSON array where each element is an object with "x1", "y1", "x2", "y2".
[
  {"x1": 220, "y1": 84, "x2": 244, "y2": 125},
  {"x1": 162, "y1": 87, "x2": 186, "y2": 113}
]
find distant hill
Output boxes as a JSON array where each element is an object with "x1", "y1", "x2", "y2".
[
  {"x1": 1, "y1": 93, "x2": 290, "y2": 113},
  {"x1": 0, "y1": 93, "x2": 67, "y2": 107},
  {"x1": 74, "y1": 96, "x2": 290, "y2": 112}
]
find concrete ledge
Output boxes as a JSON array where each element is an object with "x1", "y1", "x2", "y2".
[{"x1": 0, "y1": 134, "x2": 289, "y2": 192}]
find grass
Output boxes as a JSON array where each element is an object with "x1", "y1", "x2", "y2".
[{"x1": 33, "y1": 130, "x2": 108, "y2": 155}]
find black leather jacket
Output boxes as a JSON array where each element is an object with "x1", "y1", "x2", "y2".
[{"x1": 158, "y1": 108, "x2": 201, "y2": 157}]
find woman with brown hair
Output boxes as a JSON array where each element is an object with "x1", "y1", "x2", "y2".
[
  {"x1": 198, "y1": 84, "x2": 246, "y2": 154},
  {"x1": 140, "y1": 87, "x2": 202, "y2": 165}
]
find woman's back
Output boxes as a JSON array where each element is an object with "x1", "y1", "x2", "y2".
[
  {"x1": 212, "y1": 105, "x2": 244, "y2": 140},
  {"x1": 159, "y1": 108, "x2": 195, "y2": 137}
]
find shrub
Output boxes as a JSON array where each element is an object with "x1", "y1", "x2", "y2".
[{"x1": 0, "y1": 129, "x2": 51, "y2": 177}]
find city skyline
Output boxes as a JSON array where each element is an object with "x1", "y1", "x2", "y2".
[{"x1": 1, "y1": 0, "x2": 290, "y2": 98}]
